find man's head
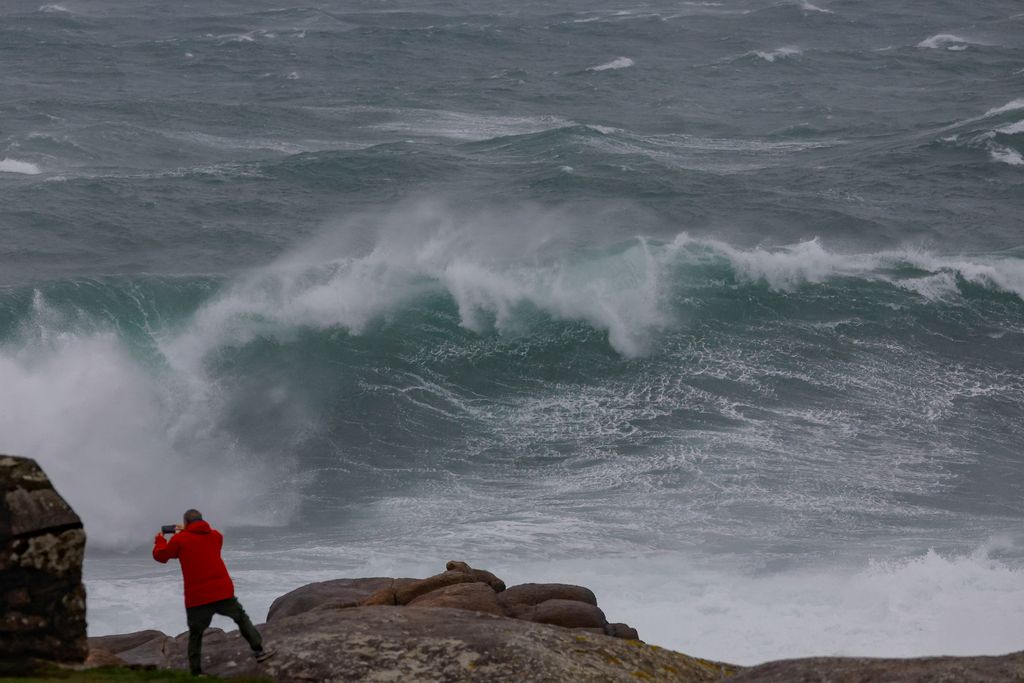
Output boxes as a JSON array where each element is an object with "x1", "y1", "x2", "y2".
[{"x1": 183, "y1": 509, "x2": 203, "y2": 526}]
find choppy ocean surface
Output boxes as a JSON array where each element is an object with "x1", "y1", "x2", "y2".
[{"x1": 2, "y1": 0, "x2": 1023, "y2": 665}]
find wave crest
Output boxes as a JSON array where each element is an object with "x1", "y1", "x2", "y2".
[{"x1": 587, "y1": 57, "x2": 635, "y2": 72}]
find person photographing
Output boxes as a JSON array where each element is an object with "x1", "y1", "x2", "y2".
[{"x1": 153, "y1": 509, "x2": 275, "y2": 676}]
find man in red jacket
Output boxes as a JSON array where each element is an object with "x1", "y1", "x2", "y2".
[{"x1": 153, "y1": 509, "x2": 274, "y2": 675}]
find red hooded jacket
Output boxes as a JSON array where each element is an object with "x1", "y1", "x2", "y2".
[{"x1": 152, "y1": 520, "x2": 235, "y2": 608}]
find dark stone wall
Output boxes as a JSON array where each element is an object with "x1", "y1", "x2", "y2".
[{"x1": 0, "y1": 455, "x2": 87, "y2": 666}]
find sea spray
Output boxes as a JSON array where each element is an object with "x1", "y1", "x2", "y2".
[{"x1": 0, "y1": 291, "x2": 294, "y2": 548}]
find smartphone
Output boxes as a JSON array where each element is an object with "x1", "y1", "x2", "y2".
[{"x1": 161, "y1": 525, "x2": 178, "y2": 535}]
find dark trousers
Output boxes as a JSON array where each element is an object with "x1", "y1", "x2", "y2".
[{"x1": 186, "y1": 597, "x2": 262, "y2": 675}]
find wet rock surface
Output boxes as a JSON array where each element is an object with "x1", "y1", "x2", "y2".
[{"x1": 0, "y1": 454, "x2": 87, "y2": 668}]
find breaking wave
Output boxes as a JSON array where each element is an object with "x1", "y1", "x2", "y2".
[
  {"x1": 0, "y1": 158, "x2": 42, "y2": 175},
  {"x1": 587, "y1": 56, "x2": 635, "y2": 71},
  {"x1": 749, "y1": 46, "x2": 802, "y2": 62},
  {"x1": 917, "y1": 34, "x2": 974, "y2": 50},
  {"x1": 3, "y1": 203, "x2": 1023, "y2": 550}
]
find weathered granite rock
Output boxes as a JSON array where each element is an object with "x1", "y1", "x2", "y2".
[
  {"x1": 100, "y1": 605, "x2": 739, "y2": 682},
  {"x1": 605, "y1": 623, "x2": 640, "y2": 640},
  {"x1": 407, "y1": 582, "x2": 505, "y2": 616},
  {"x1": 89, "y1": 629, "x2": 179, "y2": 669},
  {"x1": 728, "y1": 651, "x2": 1024, "y2": 682},
  {"x1": 446, "y1": 560, "x2": 507, "y2": 592},
  {"x1": 362, "y1": 570, "x2": 481, "y2": 606},
  {"x1": 529, "y1": 599, "x2": 607, "y2": 629},
  {"x1": 267, "y1": 577, "x2": 414, "y2": 622},
  {"x1": 0, "y1": 455, "x2": 87, "y2": 668},
  {"x1": 88, "y1": 629, "x2": 168, "y2": 654},
  {"x1": 284, "y1": 561, "x2": 641, "y2": 641},
  {"x1": 498, "y1": 583, "x2": 598, "y2": 609}
]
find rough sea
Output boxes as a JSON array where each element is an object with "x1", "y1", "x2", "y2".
[{"x1": 2, "y1": 0, "x2": 1023, "y2": 665}]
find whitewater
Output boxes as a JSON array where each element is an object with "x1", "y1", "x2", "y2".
[{"x1": 1, "y1": 0, "x2": 1023, "y2": 666}]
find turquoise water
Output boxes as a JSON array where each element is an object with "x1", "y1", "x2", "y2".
[{"x1": 2, "y1": 0, "x2": 1023, "y2": 664}]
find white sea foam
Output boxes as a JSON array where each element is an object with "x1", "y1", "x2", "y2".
[
  {"x1": 606, "y1": 545, "x2": 1024, "y2": 664},
  {"x1": 679, "y1": 236, "x2": 1024, "y2": 301},
  {"x1": 917, "y1": 34, "x2": 971, "y2": 50},
  {"x1": 750, "y1": 46, "x2": 802, "y2": 62},
  {"x1": 684, "y1": 235, "x2": 872, "y2": 290},
  {"x1": 587, "y1": 57, "x2": 635, "y2": 72},
  {"x1": 163, "y1": 202, "x2": 669, "y2": 360},
  {"x1": 38, "y1": 3, "x2": 71, "y2": 13},
  {"x1": 995, "y1": 120, "x2": 1024, "y2": 135},
  {"x1": 984, "y1": 98, "x2": 1024, "y2": 117},
  {"x1": 799, "y1": 1, "x2": 833, "y2": 14},
  {"x1": 370, "y1": 109, "x2": 572, "y2": 141},
  {"x1": 0, "y1": 158, "x2": 42, "y2": 175},
  {"x1": 990, "y1": 145, "x2": 1024, "y2": 165},
  {"x1": 160, "y1": 211, "x2": 1024, "y2": 375},
  {"x1": 893, "y1": 272, "x2": 961, "y2": 301}
]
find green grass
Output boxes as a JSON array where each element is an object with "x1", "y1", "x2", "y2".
[{"x1": 0, "y1": 666, "x2": 270, "y2": 683}]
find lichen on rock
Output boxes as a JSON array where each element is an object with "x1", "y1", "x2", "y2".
[{"x1": 0, "y1": 455, "x2": 88, "y2": 669}]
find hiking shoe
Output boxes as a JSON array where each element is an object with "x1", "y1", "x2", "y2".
[{"x1": 255, "y1": 647, "x2": 277, "y2": 663}]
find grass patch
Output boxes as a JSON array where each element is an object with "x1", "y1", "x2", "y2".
[{"x1": 0, "y1": 666, "x2": 270, "y2": 683}]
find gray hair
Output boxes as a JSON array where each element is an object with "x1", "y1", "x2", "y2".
[{"x1": 183, "y1": 509, "x2": 203, "y2": 524}]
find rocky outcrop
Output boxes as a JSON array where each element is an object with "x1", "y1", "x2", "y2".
[
  {"x1": 728, "y1": 652, "x2": 1024, "y2": 682},
  {"x1": 0, "y1": 455, "x2": 87, "y2": 669},
  {"x1": 94, "y1": 561, "x2": 706, "y2": 680},
  {"x1": 267, "y1": 560, "x2": 640, "y2": 641},
  {"x1": 82, "y1": 552, "x2": 1024, "y2": 683},
  {"x1": 266, "y1": 577, "x2": 413, "y2": 622},
  {"x1": 407, "y1": 582, "x2": 506, "y2": 616},
  {"x1": 95, "y1": 607, "x2": 739, "y2": 682},
  {"x1": 10, "y1": 456, "x2": 1023, "y2": 682}
]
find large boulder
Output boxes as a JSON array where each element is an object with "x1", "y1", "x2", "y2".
[
  {"x1": 0, "y1": 455, "x2": 87, "y2": 669},
  {"x1": 498, "y1": 583, "x2": 598, "y2": 609},
  {"x1": 528, "y1": 599, "x2": 607, "y2": 630},
  {"x1": 102, "y1": 605, "x2": 740, "y2": 682},
  {"x1": 267, "y1": 578, "x2": 413, "y2": 622}
]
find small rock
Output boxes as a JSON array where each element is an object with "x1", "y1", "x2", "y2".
[
  {"x1": 605, "y1": 623, "x2": 640, "y2": 641},
  {"x1": 446, "y1": 560, "x2": 507, "y2": 592}
]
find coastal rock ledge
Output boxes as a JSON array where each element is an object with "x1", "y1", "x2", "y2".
[
  {"x1": 8, "y1": 455, "x2": 1024, "y2": 682},
  {"x1": 94, "y1": 606, "x2": 735, "y2": 682},
  {"x1": 92, "y1": 560, "x2": 738, "y2": 682}
]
